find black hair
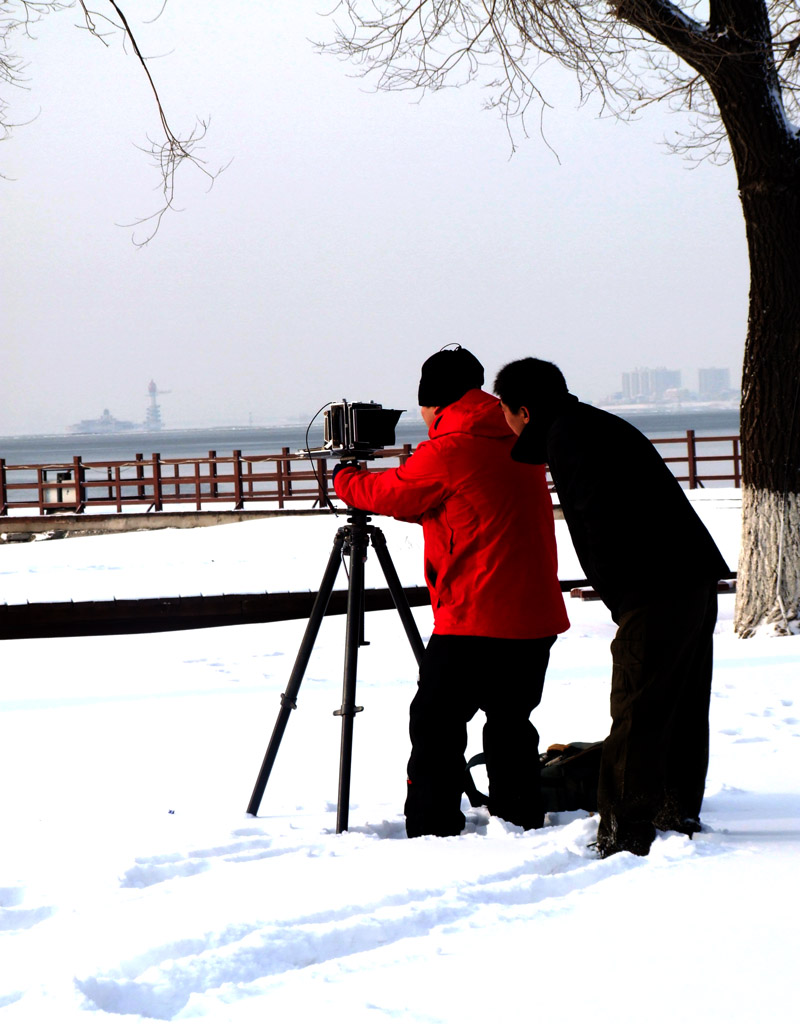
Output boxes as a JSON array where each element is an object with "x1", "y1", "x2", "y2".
[
  {"x1": 493, "y1": 357, "x2": 568, "y2": 413},
  {"x1": 418, "y1": 345, "x2": 484, "y2": 408}
]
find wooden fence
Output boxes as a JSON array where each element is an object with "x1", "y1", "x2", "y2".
[
  {"x1": 0, "y1": 431, "x2": 740, "y2": 517},
  {"x1": 0, "y1": 446, "x2": 413, "y2": 516},
  {"x1": 654, "y1": 430, "x2": 741, "y2": 489}
]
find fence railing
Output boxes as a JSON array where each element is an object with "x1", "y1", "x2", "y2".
[
  {"x1": 0, "y1": 446, "x2": 414, "y2": 516},
  {"x1": 0, "y1": 431, "x2": 740, "y2": 517},
  {"x1": 651, "y1": 430, "x2": 741, "y2": 489}
]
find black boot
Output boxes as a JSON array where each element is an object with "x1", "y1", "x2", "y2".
[{"x1": 594, "y1": 817, "x2": 655, "y2": 858}]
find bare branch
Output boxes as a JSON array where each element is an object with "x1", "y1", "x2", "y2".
[
  {"x1": 119, "y1": 119, "x2": 231, "y2": 247},
  {"x1": 1, "y1": 3, "x2": 70, "y2": 135},
  {"x1": 321, "y1": 2, "x2": 800, "y2": 162},
  {"x1": 2, "y1": 1, "x2": 224, "y2": 241}
]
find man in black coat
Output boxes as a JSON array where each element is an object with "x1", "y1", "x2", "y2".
[{"x1": 494, "y1": 357, "x2": 730, "y2": 858}]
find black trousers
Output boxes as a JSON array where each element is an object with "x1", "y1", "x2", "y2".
[
  {"x1": 598, "y1": 585, "x2": 718, "y2": 833},
  {"x1": 404, "y1": 633, "x2": 556, "y2": 838}
]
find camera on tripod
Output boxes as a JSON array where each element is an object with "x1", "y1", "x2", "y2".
[
  {"x1": 301, "y1": 400, "x2": 404, "y2": 460},
  {"x1": 249, "y1": 398, "x2": 425, "y2": 831}
]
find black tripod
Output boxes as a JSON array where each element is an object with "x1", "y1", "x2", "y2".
[{"x1": 246, "y1": 507, "x2": 426, "y2": 832}]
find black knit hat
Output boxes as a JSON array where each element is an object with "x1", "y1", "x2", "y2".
[{"x1": 417, "y1": 345, "x2": 485, "y2": 408}]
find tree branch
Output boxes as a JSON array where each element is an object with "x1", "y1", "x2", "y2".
[
  {"x1": 3, "y1": 1, "x2": 223, "y2": 242},
  {"x1": 75, "y1": 1, "x2": 226, "y2": 244},
  {"x1": 611, "y1": 1, "x2": 713, "y2": 74}
]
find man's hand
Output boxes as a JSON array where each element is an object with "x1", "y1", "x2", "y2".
[{"x1": 332, "y1": 460, "x2": 361, "y2": 485}]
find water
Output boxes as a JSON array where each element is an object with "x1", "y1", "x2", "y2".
[
  {"x1": 612, "y1": 409, "x2": 739, "y2": 437},
  {"x1": 0, "y1": 420, "x2": 429, "y2": 467},
  {"x1": 0, "y1": 409, "x2": 739, "y2": 466}
]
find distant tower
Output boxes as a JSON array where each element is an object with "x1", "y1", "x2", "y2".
[{"x1": 145, "y1": 379, "x2": 170, "y2": 431}]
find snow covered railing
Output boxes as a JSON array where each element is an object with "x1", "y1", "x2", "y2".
[{"x1": 0, "y1": 431, "x2": 741, "y2": 517}]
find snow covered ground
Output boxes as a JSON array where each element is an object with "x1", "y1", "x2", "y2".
[{"x1": 1, "y1": 491, "x2": 798, "y2": 1022}]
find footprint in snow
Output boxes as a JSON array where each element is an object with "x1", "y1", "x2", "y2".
[
  {"x1": 80, "y1": 822, "x2": 651, "y2": 1021},
  {"x1": 0, "y1": 887, "x2": 55, "y2": 933},
  {"x1": 118, "y1": 835, "x2": 307, "y2": 889}
]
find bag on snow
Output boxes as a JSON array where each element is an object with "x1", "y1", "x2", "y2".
[{"x1": 464, "y1": 741, "x2": 603, "y2": 815}]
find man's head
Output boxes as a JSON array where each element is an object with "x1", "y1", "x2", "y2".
[
  {"x1": 494, "y1": 358, "x2": 569, "y2": 435},
  {"x1": 418, "y1": 345, "x2": 484, "y2": 414}
]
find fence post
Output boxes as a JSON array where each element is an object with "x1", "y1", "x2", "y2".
[
  {"x1": 400, "y1": 444, "x2": 412, "y2": 465},
  {"x1": 319, "y1": 458, "x2": 329, "y2": 506},
  {"x1": 233, "y1": 450, "x2": 243, "y2": 509},
  {"x1": 274, "y1": 453, "x2": 284, "y2": 509},
  {"x1": 0, "y1": 458, "x2": 6, "y2": 515},
  {"x1": 686, "y1": 430, "x2": 697, "y2": 489},
  {"x1": 733, "y1": 437, "x2": 741, "y2": 488},
  {"x1": 209, "y1": 451, "x2": 218, "y2": 499},
  {"x1": 282, "y1": 447, "x2": 292, "y2": 499},
  {"x1": 135, "y1": 454, "x2": 145, "y2": 498},
  {"x1": 73, "y1": 456, "x2": 85, "y2": 512},
  {"x1": 152, "y1": 453, "x2": 163, "y2": 511}
]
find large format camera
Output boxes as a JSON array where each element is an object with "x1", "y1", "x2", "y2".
[{"x1": 301, "y1": 400, "x2": 404, "y2": 460}]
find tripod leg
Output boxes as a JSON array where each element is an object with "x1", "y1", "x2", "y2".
[
  {"x1": 369, "y1": 526, "x2": 427, "y2": 667},
  {"x1": 246, "y1": 528, "x2": 346, "y2": 816},
  {"x1": 334, "y1": 517, "x2": 369, "y2": 833}
]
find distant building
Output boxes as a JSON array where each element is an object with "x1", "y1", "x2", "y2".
[
  {"x1": 698, "y1": 367, "x2": 731, "y2": 398},
  {"x1": 621, "y1": 367, "x2": 682, "y2": 402},
  {"x1": 68, "y1": 409, "x2": 139, "y2": 434}
]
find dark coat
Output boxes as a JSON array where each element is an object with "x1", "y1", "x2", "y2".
[
  {"x1": 334, "y1": 389, "x2": 569, "y2": 639},
  {"x1": 512, "y1": 396, "x2": 730, "y2": 620}
]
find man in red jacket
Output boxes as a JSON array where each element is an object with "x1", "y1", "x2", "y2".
[{"x1": 333, "y1": 347, "x2": 569, "y2": 838}]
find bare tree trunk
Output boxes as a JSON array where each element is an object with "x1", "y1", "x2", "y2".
[
  {"x1": 734, "y1": 184, "x2": 800, "y2": 635},
  {"x1": 737, "y1": 489, "x2": 800, "y2": 635},
  {"x1": 666, "y1": 1, "x2": 800, "y2": 636}
]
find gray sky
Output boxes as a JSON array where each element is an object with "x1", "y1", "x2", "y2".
[{"x1": 2, "y1": 2, "x2": 749, "y2": 435}]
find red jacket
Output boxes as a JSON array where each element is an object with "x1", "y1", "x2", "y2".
[{"x1": 333, "y1": 389, "x2": 569, "y2": 639}]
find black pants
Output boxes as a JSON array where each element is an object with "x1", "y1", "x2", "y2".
[
  {"x1": 404, "y1": 633, "x2": 556, "y2": 838},
  {"x1": 598, "y1": 585, "x2": 718, "y2": 834}
]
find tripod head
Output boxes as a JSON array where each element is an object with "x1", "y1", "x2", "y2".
[{"x1": 341, "y1": 506, "x2": 373, "y2": 542}]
